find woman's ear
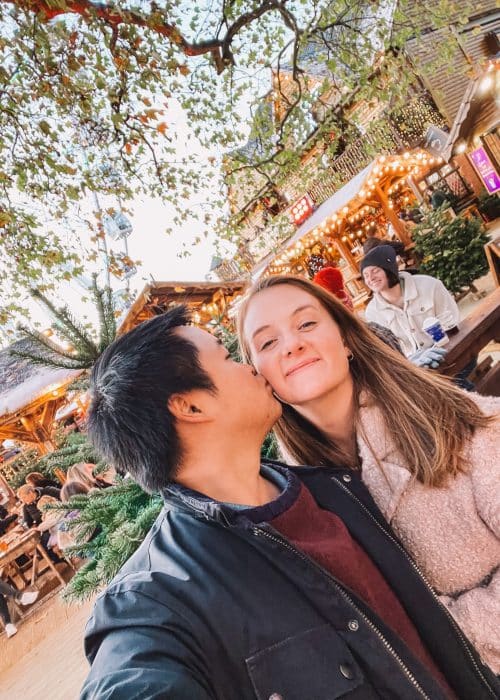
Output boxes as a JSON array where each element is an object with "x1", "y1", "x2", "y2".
[{"x1": 168, "y1": 393, "x2": 209, "y2": 423}]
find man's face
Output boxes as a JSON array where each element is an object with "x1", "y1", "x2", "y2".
[
  {"x1": 362, "y1": 265, "x2": 389, "y2": 294},
  {"x1": 176, "y1": 326, "x2": 282, "y2": 435}
]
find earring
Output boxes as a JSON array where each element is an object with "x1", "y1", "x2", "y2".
[{"x1": 348, "y1": 352, "x2": 354, "y2": 361}]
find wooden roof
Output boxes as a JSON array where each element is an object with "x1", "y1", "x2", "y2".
[
  {"x1": 0, "y1": 340, "x2": 80, "y2": 420},
  {"x1": 0, "y1": 339, "x2": 81, "y2": 452},
  {"x1": 118, "y1": 280, "x2": 246, "y2": 335}
]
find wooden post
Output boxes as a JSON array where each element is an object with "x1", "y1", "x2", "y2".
[
  {"x1": 406, "y1": 175, "x2": 424, "y2": 204},
  {"x1": 375, "y1": 184, "x2": 411, "y2": 247},
  {"x1": 0, "y1": 471, "x2": 15, "y2": 506}
]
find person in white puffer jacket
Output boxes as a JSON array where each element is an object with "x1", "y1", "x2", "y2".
[{"x1": 361, "y1": 245, "x2": 459, "y2": 358}]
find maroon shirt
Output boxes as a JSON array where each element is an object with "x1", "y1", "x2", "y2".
[{"x1": 271, "y1": 482, "x2": 454, "y2": 697}]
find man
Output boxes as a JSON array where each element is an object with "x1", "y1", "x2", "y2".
[
  {"x1": 81, "y1": 307, "x2": 498, "y2": 699},
  {"x1": 361, "y1": 245, "x2": 459, "y2": 358}
]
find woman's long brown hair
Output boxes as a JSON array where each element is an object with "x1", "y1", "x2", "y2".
[{"x1": 237, "y1": 275, "x2": 492, "y2": 487}]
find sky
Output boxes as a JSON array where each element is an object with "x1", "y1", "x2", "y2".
[{"x1": 21, "y1": 98, "x2": 240, "y2": 334}]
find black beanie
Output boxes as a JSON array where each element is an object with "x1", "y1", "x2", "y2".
[{"x1": 360, "y1": 244, "x2": 399, "y2": 277}]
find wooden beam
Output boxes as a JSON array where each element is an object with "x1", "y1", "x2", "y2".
[{"x1": 375, "y1": 184, "x2": 411, "y2": 247}]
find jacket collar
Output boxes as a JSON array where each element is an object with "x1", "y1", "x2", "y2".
[
  {"x1": 372, "y1": 271, "x2": 417, "y2": 311},
  {"x1": 162, "y1": 462, "x2": 302, "y2": 529}
]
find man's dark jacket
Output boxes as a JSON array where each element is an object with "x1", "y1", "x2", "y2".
[{"x1": 81, "y1": 465, "x2": 500, "y2": 700}]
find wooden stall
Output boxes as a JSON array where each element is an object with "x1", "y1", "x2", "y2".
[
  {"x1": 258, "y1": 150, "x2": 437, "y2": 303},
  {"x1": 0, "y1": 341, "x2": 81, "y2": 455},
  {"x1": 119, "y1": 280, "x2": 246, "y2": 335}
]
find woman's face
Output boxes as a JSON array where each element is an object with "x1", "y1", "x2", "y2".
[{"x1": 243, "y1": 284, "x2": 352, "y2": 407}]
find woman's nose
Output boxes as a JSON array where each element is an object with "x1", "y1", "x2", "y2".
[{"x1": 282, "y1": 334, "x2": 304, "y2": 356}]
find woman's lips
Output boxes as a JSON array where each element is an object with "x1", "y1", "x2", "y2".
[{"x1": 285, "y1": 358, "x2": 320, "y2": 377}]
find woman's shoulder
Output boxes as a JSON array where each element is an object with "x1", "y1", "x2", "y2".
[{"x1": 466, "y1": 392, "x2": 500, "y2": 418}]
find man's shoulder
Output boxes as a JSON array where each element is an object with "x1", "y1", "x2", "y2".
[
  {"x1": 364, "y1": 295, "x2": 384, "y2": 317},
  {"x1": 408, "y1": 272, "x2": 441, "y2": 287}
]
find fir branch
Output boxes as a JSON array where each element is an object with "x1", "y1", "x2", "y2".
[{"x1": 31, "y1": 288, "x2": 99, "y2": 358}]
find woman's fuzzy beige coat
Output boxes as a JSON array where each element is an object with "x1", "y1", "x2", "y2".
[{"x1": 357, "y1": 392, "x2": 500, "y2": 673}]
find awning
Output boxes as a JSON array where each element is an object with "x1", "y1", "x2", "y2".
[
  {"x1": 252, "y1": 163, "x2": 373, "y2": 279},
  {"x1": 285, "y1": 163, "x2": 373, "y2": 248}
]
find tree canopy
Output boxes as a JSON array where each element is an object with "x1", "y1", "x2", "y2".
[{"x1": 0, "y1": 0, "x2": 459, "y2": 328}]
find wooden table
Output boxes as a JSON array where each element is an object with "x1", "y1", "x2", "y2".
[
  {"x1": 0, "y1": 528, "x2": 65, "y2": 589},
  {"x1": 439, "y1": 287, "x2": 500, "y2": 392}
]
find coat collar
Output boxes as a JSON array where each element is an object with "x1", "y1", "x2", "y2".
[
  {"x1": 162, "y1": 463, "x2": 302, "y2": 529},
  {"x1": 371, "y1": 271, "x2": 418, "y2": 312}
]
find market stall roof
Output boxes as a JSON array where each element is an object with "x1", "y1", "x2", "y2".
[
  {"x1": 251, "y1": 163, "x2": 373, "y2": 279},
  {"x1": 119, "y1": 280, "x2": 246, "y2": 335},
  {"x1": 0, "y1": 340, "x2": 80, "y2": 420},
  {"x1": 287, "y1": 164, "x2": 373, "y2": 247}
]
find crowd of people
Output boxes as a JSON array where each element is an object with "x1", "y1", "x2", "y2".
[{"x1": 0, "y1": 464, "x2": 113, "y2": 639}]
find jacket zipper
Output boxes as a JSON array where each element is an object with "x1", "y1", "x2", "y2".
[
  {"x1": 329, "y1": 476, "x2": 496, "y2": 697},
  {"x1": 252, "y1": 524, "x2": 432, "y2": 700}
]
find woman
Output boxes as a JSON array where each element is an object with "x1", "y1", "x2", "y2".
[
  {"x1": 66, "y1": 462, "x2": 113, "y2": 489},
  {"x1": 238, "y1": 274, "x2": 500, "y2": 673},
  {"x1": 57, "y1": 481, "x2": 92, "y2": 553}
]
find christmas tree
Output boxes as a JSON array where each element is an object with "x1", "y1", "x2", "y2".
[
  {"x1": 12, "y1": 275, "x2": 117, "y2": 371},
  {"x1": 413, "y1": 209, "x2": 489, "y2": 293}
]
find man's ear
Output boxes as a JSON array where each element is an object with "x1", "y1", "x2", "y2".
[{"x1": 168, "y1": 392, "x2": 209, "y2": 424}]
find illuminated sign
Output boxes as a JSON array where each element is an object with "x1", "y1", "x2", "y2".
[
  {"x1": 289, "y1": 194, "x2": 314, "y2": 226},
  {"x1": 469, "y1": 147, "x2": 500, "y2": 194}
]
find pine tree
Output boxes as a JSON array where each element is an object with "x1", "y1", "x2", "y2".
[
  {"x1": 12, "y1": 275, "x2": 117, "y2": 370},
  {"x1": 413, "y1": 210, "x2": 489, "y2": 293},
  {"x1": 46, "y1": 480, "x2": 163, "y2": 602},
  {"x1": 4, "y1": 431, "x2": 101, "y2": 489}
]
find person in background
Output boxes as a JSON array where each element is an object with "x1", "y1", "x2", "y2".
[
  {"x1": 57, "y1": 481, "x2": 93, "y2": 553},
  {"x1": 313, "y1": 261, "x2": 447, "y2": 369},
  {"x1": 16, "y1": 484, "x2": 63, "y2": 563},
  {"x1": 36, "y1": 495, "x2": 64, "y2": 550},
  {"x1": 363, "y1": 235, "x2": 405, "y2": 257},
  {"x1": 0, "y1": 581, "x2": 39, "y2": 638},
  {"x1": 430, "y1": 186, "x2": 452, "y2": 211},
  {"x1": 17, "y1": 484, "x2": 43, "y2": 529},
  {"x1": 25, "y1": 471, "x2": 60, "y2": 492},
  {"x1": 0, "y1": 502, "x2": 17, "y2": 536},
  {"x1": 312, "y1": 265, "x2": 354, "y2": 310},
  {"x1": 66, "y1": 463, "x2": 112, "y2": 490},
  {"x1": 361, "y1": 245, "x2": 459, "y2": 358}
]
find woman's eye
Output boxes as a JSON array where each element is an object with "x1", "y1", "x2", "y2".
[
  {"x1": 260, "y1": 338, "x2": 275, "y2": 351},
  {"x1": 299, "y1": 321, "x2": 316, "y2": 330}
]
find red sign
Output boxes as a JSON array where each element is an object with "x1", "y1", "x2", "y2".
[
  {"x1": 289, "y1": 194, "x2": 314, "y2": 226},
  {"x1": 469, "y1": 147, "x2": 500, "y2": 194}
]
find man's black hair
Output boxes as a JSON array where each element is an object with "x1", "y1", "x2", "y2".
[{"x1": 87, "y1": 305, "x2": 215, "y2": 493}]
